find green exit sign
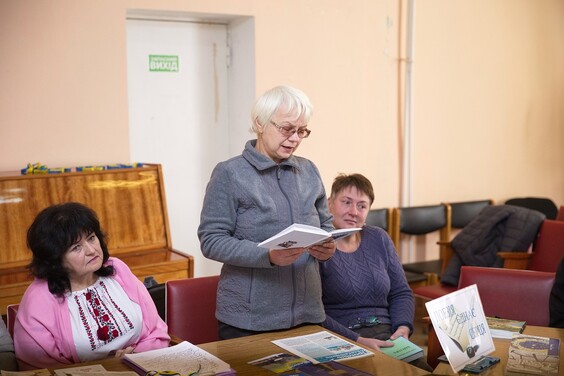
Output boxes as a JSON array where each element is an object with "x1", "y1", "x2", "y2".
[{"x1": 149, "y1": 55, "x2": 179, "y2": 72}]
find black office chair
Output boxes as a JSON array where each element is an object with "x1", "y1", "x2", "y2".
[
  {"x1": 412, "y1": 200, "x2": 493, "y2": 301},
  {"x1": 392, "y1": 204, "x2": 451, "y2": 284},
  {"x1": 450, "y1": 199, "x2": 494, "y2": 229},
  {"x1": 365, "y1": 208, "x2": 392, "y2": 234},
  {"x1": 505, "y1": 197, "x2": 558, "y2": 220}
]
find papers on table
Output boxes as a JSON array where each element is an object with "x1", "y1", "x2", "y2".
[{"x1": 271, "y1": 330, "x2": 373, "y2": 364}]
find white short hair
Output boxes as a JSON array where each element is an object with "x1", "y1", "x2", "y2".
[{"x1": 250, "y1": 85, "x2": 313, "y2": 133}]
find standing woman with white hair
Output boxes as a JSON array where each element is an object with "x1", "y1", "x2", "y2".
[{"x1": 198, "y1": 85, "x2": 336, "y2": 339}]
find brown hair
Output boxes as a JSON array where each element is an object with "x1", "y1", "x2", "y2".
[{"x1": 330, "y1": 173, "x2": 375, "y2": 205}]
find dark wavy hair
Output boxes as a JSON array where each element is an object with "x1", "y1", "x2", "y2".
[{"x1": 27, "y1": 202, "x2": 114, "y2": 297}]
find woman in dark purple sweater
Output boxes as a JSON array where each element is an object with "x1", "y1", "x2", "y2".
[{"x1": 320, "y1": 173, "x2": 432, "y2": 372}]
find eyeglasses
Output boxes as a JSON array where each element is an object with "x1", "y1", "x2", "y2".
[
  {"x1": 269, "y1": 121, "x2": 311, "y2": 139},
  {"x1": 347, "y1": 316, "x2": 381, "y2": 330}
]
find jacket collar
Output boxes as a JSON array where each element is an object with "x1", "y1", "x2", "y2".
[{"x1": 242, "y1": 139, "x2": 300, "y2": 171}]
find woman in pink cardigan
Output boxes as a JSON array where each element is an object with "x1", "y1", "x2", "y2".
[{"x1": 14, "y1": 202, "x2": 169, "y2": 370}]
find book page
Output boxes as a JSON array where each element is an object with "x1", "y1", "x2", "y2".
[
  {"x1": 272, "y1": 330, "x2": 373, "y2": 364},
  {"x1": 329, "y1": 228, "x2": 361, "y2": 240},
  {"x1": 123, "y1": 341, "x2": 230, "y2": 375},
  {"x1": 287, "y1": 224, "x2": 327, "y2": 235}
]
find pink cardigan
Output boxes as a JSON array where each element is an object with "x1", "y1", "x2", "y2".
[{"x1": 14, "y1": 257, "x2": 170, "y2": 369}]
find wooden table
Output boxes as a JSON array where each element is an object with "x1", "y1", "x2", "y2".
[
  {"x1": 54, "y1": 325, "x2": 429, "y2": 376},
  {"x1": 433, "y1": 325, "x2": 564, "y2": 375}
]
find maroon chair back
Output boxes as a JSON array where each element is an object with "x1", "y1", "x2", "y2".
[
  {"x1": 165, "y1": 275, "x2": 220, "y2": 344},
  {"x1": 528, "y1": 220, "x2": 564, "y2": 272},
  {"x1": 413, "y1": 283, "x2": 457, "y2": 300},
  {"x1": 7, "y1": 304, "x2": 19, "y2": 338},
  {"x1": 458, "y1": 266, "x2": 555, "y2": 326}
]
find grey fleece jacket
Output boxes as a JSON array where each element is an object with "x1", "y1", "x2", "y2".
[{"x1": 198, "y1": 140, "x2": 333, "y2": 331}]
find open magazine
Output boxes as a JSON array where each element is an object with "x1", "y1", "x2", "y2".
[{"x1": 271, "y1": 330, "x2": 373, "y2": 364}]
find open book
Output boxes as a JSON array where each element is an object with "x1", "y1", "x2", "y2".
[
  {"x1": 258, "y1": 224, "x2": 361, "y2": 249},
  {"x1": 122, "y1": 341, "x2": 234, "y2": 375}
]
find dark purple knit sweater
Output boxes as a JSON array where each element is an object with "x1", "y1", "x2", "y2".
[{"x1": 320, "y1": 225, "x2": 414, "y2": 341}]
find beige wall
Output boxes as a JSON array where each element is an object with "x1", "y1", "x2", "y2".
[
  {"x1": 1, "y1": 1, "x2": 563, "y2": 266},
  {"x1": 413, "y1": 0, "x2": 564, "y2": 206}
]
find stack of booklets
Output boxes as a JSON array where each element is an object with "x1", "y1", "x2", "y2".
[
  {"x1": 122, "y1": 341, "x2": 236, "y2": 375},
  {"x1": 505, "y1": 334, "x2": 560, "y2": 375},
  {"x1": 486, "y1": 317, "x2": 526, "y2": 339}
]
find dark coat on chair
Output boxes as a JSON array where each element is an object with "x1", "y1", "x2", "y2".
[{"x1": 441, "y1": 205, "x2": 545, "y2": 286}]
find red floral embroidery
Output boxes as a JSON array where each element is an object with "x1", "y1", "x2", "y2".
[{"x1": 77, "y1": 280, "x2": 134, "y2": 348}]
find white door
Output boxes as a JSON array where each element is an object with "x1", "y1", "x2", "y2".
[{"x1": 126, "y1": 18, "x2": 229, "y2": 277}]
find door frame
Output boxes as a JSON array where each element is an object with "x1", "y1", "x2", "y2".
[{"x1": 126, "y1": 9, "x2": 256, "y2": 277}]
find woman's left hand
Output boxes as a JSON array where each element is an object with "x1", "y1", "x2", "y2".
[
  {"x1": 390, "y1": 325, "x2": 411, "y2": 340},
  {"x1": 357, "y1": 336, "x2": 394, "y2": 351},
  {"x1": 307, "y1": 239, "x2": 336, "y2": 261}
]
